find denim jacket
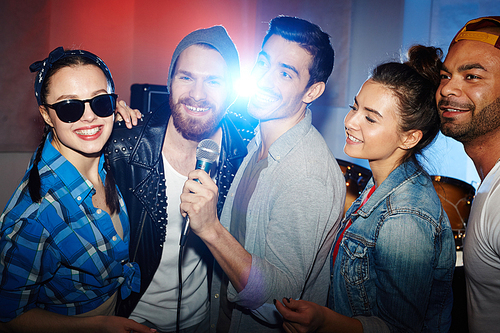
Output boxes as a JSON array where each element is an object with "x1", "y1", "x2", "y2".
[{"x1": 329, "y1": 159, "x2": 455, "y2": 333}]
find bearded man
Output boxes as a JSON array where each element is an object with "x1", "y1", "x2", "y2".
[
  {"x1": 106, "y1": 26, "x2": 254, "y2": 333},
  {"x1": 436, "y1": 16, "x2": 500, "y2": 332}
]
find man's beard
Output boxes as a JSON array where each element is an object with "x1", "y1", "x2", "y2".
[
  {"x1": 169, "y1": 96, "x2": 225, "y2": 142},
  {"x1": 439, "y1": 96, "x2": 500, "y2": 143}
]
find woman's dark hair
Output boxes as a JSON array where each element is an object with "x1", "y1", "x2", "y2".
[
  {"x1": 28, "y1": 55, "x2": 120, "y2": 214},
  {"x1": 370, "y1": 44, "x2": 443, "y2": 166},
  {"x1": 263, "y1": 15, "x2": 334, "y2": 88}
]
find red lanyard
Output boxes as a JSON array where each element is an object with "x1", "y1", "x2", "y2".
[{"x1": 332, "y1": 186, "x2": 376, "y2": 267}]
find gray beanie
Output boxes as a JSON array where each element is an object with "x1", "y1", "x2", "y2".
[{"x1": 167, "y1": 25, "x2": 240, "y2": 100}]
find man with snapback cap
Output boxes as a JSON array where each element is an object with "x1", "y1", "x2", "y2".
[{"x1": 436, "y1": 16, "x2": 500, "y2": 331}]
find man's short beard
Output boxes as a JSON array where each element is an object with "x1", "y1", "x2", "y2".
[
  {"x1": 440, "y1": 96, "x2": 500, "y2": 143},
  {"x1": 169, "y1": 96, "x2": 225, "y2": 142}
]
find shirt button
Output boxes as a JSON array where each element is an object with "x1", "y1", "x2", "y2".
[
  {"x1": 77, "y1": 196, "x2": 81, "y2": 201},
  {"x1": 96, "y1": 209, "x2": 102, "y2": 214},
  {"x1": 214, "y1": 294, "x2": 219, "y2": 299},
  {"x1": 112, "y1": 236, "x2": 117, "y2": 241}
]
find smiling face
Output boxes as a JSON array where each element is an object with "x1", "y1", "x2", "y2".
[
  {"x1": 40, "y1": 64, "x2": 114, "y2": 162},
  {"x1": 247, "y1": 34, "x2": 321, "y2": 126},
  {"x1": 437, "y1": 40, "x2": 500, "y2": 144},
  {"x1": 344, "y1": 80, "x2": 411, "y2": 171},
  {"x1": 169, "y1": 44, "x2": 229, "y2": 142}
]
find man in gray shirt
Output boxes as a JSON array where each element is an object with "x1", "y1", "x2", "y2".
[{"x1": 181, "y1": 16, "x2": 345, "y2": 332}]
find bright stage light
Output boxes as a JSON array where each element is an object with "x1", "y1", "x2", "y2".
[{"x1": 234, "y1": 74, "x2": 257, "y2": 98}]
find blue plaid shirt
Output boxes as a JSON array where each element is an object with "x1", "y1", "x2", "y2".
[{"x1": 0, "y1": 134, "x2": 140, "y2": 322}]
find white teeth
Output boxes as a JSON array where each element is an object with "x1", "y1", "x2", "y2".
[
  {"x1": 186, "y1": 105, "x2": 209, "y2": 112},
  {"x1": 252, "y1": 91, "x2": 278, "y2": 103},
  {"x1": 347, "y1": 133, "x2": 362, "y2": 143},
  {"x1": 445, "y1": 108, "x2": 464, "y2": 112},
  {"x1": 75, "y1": 127, "x2": 100, "y2": 135}
]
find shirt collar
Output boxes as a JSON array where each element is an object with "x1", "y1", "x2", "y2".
[
  {"x1": 357, "y1": 159, "x2": 422, "y2": 216},
  {"x1": 40, "y1": 132, "x2": 105, "y2": 202},
  {"x1": 253, "y1": 108, "x2": 312, "y2": 162}
]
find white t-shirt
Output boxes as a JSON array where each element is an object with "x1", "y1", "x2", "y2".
[
  {"x1": 129, "y1": 154, "x2": 209, "y2": 331},
  {"x1": 464, "y1": 161, "x2": 500, "y2": 332}
]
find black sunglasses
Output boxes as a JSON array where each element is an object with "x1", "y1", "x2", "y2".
[{"x1": 44, "y1": 93, "x2": 118, "y2": 123}]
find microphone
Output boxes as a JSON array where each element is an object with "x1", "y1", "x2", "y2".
[{"x1": 180, "y1": 139, "x2": 220, "y2": 246}]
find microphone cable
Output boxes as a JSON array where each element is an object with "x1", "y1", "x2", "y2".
[
  {"x1": 177, "y1": 233, "x2": 187, "y2": 333},
  {"x1": 176, "y1": 139, "x2": 219, "y2": 333}
]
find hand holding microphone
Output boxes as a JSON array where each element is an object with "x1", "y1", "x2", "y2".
[{"x1": 180, "y1": 139, "x2": 220, "y2": 246}]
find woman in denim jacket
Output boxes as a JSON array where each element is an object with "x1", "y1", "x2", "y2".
[{"x1": 276, "y1": 45, "x2": 456, "y2": 332}]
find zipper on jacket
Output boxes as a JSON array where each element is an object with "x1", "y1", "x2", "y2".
[{"x1": 131, "y1": 210, "x2": 147, "y2": 262}]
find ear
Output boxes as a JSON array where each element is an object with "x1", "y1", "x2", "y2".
[
  {"x1": 302, "y1": 81, "x2": 326, "y2": 104},
  {"x1": 400, "y1": 129, "x2": 423, "y2": 150},
  {"x1": 39, "y1": 105, "x2": 54, "y2": 127}
]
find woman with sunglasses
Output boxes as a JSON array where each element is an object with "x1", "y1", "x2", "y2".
[
  {"x1": 0, "y1": 47, "x2": 152, "y2": 333},
  {"x1": 275, "y1": 45, "x2": 456, "y2": 332}
]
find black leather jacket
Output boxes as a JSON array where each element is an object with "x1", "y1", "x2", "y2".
[{"x1": 106, "y1": 101, "x2": 254, "y2": 317}]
